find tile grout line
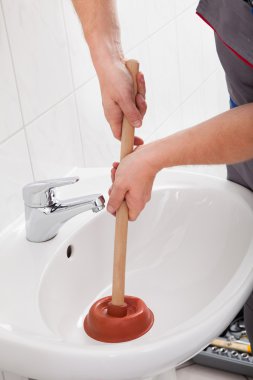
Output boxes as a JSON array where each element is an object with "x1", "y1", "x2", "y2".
[
  {"x1": 0, "y1": 0, "x2": 35, "y2": 181},
  {"x1": 24, "y1": 90, "x2": 74, "y2": 128},
  {"x1": 0, "y1": 2, "x2": 199, "y2": 151},
  {"x1": 74, "y1": 75, "x2": 96, "y2": 92},
  {"x1": 146, "y1": 66, "x2": 219, "y2": 142},
  {"x1": 148, "y1": 66, "x2": 219, "y2": 140},
  {"x1": 61, "y1": 0, "x2": 87, "y2": 167},
  {"x1": 0, "y1": 126, "x2": 24, "y2": 146},
  {"x1": 0, "y1": 0, "x2": 96, "y2": 159},
  {"x1": 22, "y1": 74, "x2": 96, "y2": 128},
  {"x1": 174, "y1": 2, "x2": 201, "y2": 116},
  {"x1": 174, "y1": 2, "x2": 183, "y2": 118},
  {"x1": 0, "y1": 1, "x2": 214, "y2": 161},
  {"x1": 125, "y1": 2, "x2": 197, "y2": 55},
  {"x1": 0, "y1": 50, "x2": 219, "y2": 152},
  {"x1": 0, "y1": 83, "x2": 94, "y2": 148}
]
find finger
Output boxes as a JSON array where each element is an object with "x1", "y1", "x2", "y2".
[
  {"x1": 108, "y1": 185, "x2": 112, "y2": 196},
  {"x1": 128, "y1": 212, "x2": 141, "y2": 222},
  {"x1": 111, "y1": 167, "x2": 117, "y2": 182},
  {"x1": 137, "y1": 72, "x2": 146, "y2": 99},
  {"x1": 112, "y1": 161, "x2": 119, "y2": 168},
  {"x1": 126, "y1": 194, "x2": 145, "y2": 221},
  {"x1": 134, "y1": 136, "x2": 144, "y2": 146},
  {"x1": 136, "y1": 93, "x2": 147, "y2": 119},
  {"x1": 107, "y1": 181, "x2": 126, "y2": 215},
  {"x1": 103, "y1": 101, "x2": 123, "y2": 140},
  {"x1": 117, "y1": 95, "x2": 143, "y2": 128}
]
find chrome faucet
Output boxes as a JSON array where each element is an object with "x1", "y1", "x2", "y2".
[{"x1": 23, "y1": 176, "x2": 105, "y2": 242}]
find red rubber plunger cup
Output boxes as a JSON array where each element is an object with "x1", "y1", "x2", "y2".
[
  {"x1": 83, "y1": 60, "x2": 154, "y2": 343},
  {"x1": 84, "y1": 295, "x2": 154, "y2": 343}
]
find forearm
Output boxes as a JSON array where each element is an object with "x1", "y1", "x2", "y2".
[
  {"x1": 107, "y1": 103, "x2": 253, "y2": 219},
  {"x1": 149, "y1": 103, "x2": 253, "y2": 171},
  {"x1": 72, "y1": 0, "x2": 124, "y2": 73}
]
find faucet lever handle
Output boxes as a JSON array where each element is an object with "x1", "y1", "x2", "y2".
[
  {"x1": 23, "y1": 176, "x2": 79, "y2": 207},
  {"x1": 41, "y1": 177, "x2": 79, "y2": 189}
]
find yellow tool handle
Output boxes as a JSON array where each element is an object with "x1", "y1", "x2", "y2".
[{"x1": 211, "y1": 338, "x2": 252, "y2": 354}]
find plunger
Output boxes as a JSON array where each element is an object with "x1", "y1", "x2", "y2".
[{"x1": 84, "y1": 59, "x2": 154, "y2": 343}]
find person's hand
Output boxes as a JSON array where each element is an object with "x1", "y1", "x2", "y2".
[
  {"x1": 98, "y1": 59, "x2": 147, "y2": 145},
  {"x1": 107, "y1": 142, "x2": 160, "y2": 220}
]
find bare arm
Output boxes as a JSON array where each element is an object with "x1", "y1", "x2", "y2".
[
  {"x1": 72, "y1": 0, "x2": 123, "y2": 70},
  {"x1": 149, "y1": 103, "x2": 253, "y2": 169},
  {"x1": 108, "y1": 104, "x2": 253, "y2": 220},
  {"x1": 72, "y1": 0, "x2": 146, "y2": 143}
]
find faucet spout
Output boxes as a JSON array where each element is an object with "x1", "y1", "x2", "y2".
[{"x1": 59, "y1": 194, "x2": 105, "y2": 214}]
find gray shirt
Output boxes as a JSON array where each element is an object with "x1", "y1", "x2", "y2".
[{"x1": 196, "y1": 0, "x2": 253, "y2": 191}]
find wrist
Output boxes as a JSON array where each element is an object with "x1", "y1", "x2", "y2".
[
  {"x1": 86, "y1": 28, "x2": 125, "y2": 70},
  {"x1": 95, "y1": 45, "x2": 124, "y2": 70},
  {"x1": 144, "y1": 137, "x2": 177, "y2": 173},
  {"x1": 139, "y1": 141, "x2": 165, "y2": 176}
]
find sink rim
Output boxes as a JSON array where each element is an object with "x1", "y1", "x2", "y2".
[{"x1": 0, "y1": 168, "x2": 253, "y2": 379}]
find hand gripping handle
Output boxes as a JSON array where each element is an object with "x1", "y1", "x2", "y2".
[{"x1": 111, "y1": 60, "x2": 139, "y2": 306}]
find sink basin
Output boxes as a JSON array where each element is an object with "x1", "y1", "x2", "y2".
[{"x1": 0, "y1": 168, "x2": 253, "y2": 380}]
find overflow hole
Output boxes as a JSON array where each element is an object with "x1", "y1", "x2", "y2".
[{"x1": 66, "y1": 245, "x2": 73, "y2": 258}]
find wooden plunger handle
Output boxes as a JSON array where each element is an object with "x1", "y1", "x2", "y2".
[{"x1": 111, "y1": 59, "x2": 139, "y2": 306}]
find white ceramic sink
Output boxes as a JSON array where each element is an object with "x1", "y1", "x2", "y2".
[{"x1": 0, "y1": 168, "x2": 253, "y2": 380}]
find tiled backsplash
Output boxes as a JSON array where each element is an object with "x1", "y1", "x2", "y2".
[{"x1": 0, "y1": 0, "x2": 228, "y2": 233}]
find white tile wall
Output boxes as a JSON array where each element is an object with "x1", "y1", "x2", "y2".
[
  {"x1": 0, "y1": 131, "x2": 33, "y2": 233},
  {"x1": 128, "y1": 41, "x2": 157, "y2": 140},
  {"x1": 176, "y1": 5, "x2": 203, "y2": 102},
  {"x1": 0, "y1": 1, "x2": 229, "y2": 377},
  {"x1": 147, "y1": 19, "x2": 181, "y2": 128},
  {"x1": 175, "y1": 0, "x2": 198, "y2": 16},
  {"x1": 26, "y1": 95, "x2": 84, "y2": 179},
  {"x1": 1, "y1": 0, "x2": 73, "y2": 124},
  {"x1": 118, "y1": 0, "x2": 149, "y2": 52},
  {"x1": 199, "y1": 15, "x2": 220, "y2": 80},
  {"x1": 0, "y1": 5, "x2": 22, "y2": 143},
  {"x1": 147, "y1": 107, "x2": 182, "y2": 141},
  {"x1": 75, "y1": 77, "x2": 120, "y2": 167},
  {"x1": 146, "y1": 0, "x2": 175, "y2": 35},
  {"x1": 62, "y1": 0, "x2": 95, "y2": 88}
]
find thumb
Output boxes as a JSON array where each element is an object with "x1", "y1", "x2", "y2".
[
  {"x1": 118, "y1": 95, "x2": 142, "y2": 128},
  {"x1": 107, "y1": 181, "x2": 126, "y2": 215}
]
